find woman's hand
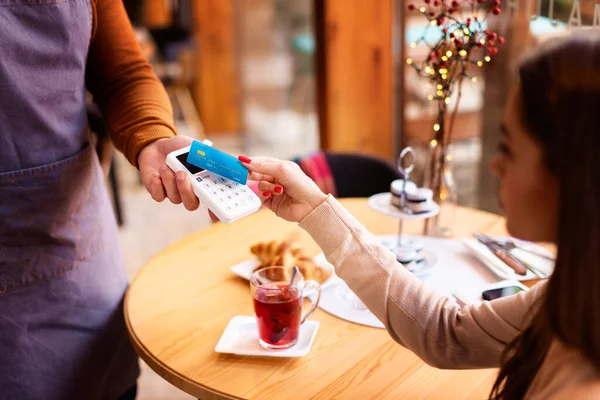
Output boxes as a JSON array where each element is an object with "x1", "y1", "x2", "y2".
[
  {"x1": 239, "y1": 156, "x2": 328, "y2": 223},
  {"x1": 137, "y1": 136, "x2": 200, "y2": 211}
]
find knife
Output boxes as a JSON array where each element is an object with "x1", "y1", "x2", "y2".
[
  {"x1": 476, "y1": 233, "x2": 549, "y2": 279},
  {"x1": 473, "y1": 234, "x2": 528, "y2": 276}
]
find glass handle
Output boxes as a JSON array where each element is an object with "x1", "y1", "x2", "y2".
[{"x1": 301, "y1": 280, "x2": 321, "y2": 324}]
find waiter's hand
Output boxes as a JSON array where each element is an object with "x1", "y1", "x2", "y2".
[{"x1": 138, "y1": 136, "x2": 208, "y2": 214}]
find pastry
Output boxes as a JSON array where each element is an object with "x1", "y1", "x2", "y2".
[
  {"x1": 406, "y1": 188, "x2": 436, "y2": 214},
  {"x1": 390, "y1": 179, "x2": 417, "y2": 208},
  {"x1": 250, "y1": 240, "x2": 332, "y2": 284}
]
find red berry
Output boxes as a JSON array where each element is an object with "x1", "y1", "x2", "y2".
[
  {"x1": 493, "y1": 0, "x2": 501, "y2": 6},
  {"x1": 466, "y1": 18, "x2": 472, "y2": 24},
  {"x1": 477, "y1": 0, "x2": 484, "y2": 3},
  {"x1": 438, "y1": 17, "x2": 445, "y2": 24},
  {"x1": 491, "y1": 32, "x2": 498, "y2": 40},
  {"x1": 452, "y1": 0, "x2": 459, "y2": 7},
  {"x1": 408, "y1": 4, "x2": 415, "y2": 11},
  {"x1": 442, "y1": 27, "x2": 448, "y2": 34},
  {"x1": 498, "y1": 36, "x2": 505, "y2": 45},
  {"x1": 434, "y1": 0, "x2": 440, "y2": 6},
  {"x1": 450, "y1": 32, "x2": 455, "y2": 38},
  {"x1": 492, "y1": 7, "x2": 501, "y2": 15},
  {"x1": 425, "y1": 0, "x2": 431, "y2": 4},
  {"x1": 477, "y1": 42, "x2": 484, "y2": 47},
  {"x1": 448, "y1": 8, "x2": 455, "y2": 13}
]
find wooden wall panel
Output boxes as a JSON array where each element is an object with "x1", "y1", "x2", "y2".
[
  {"x1": 193, "y1": 0, "x2": 241, "y2": 134},
  {"x1": 316, "y1": 0, "x2": 395, "y2": 159}
]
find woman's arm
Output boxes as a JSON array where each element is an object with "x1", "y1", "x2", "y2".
[
  {"x1": 300, "y1": 196, "x2": 545, "y2": 369},
  {"x1": 85, "y1": 0, "x2": 176, "y2": 166}
]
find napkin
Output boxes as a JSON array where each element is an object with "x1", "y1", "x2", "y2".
[{"x1": 462, "y1": 238, "x2": 554, "y2": 279}]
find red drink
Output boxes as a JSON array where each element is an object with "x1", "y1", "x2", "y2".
[{"x1": 253, "y1": 284, "x2": 303, "y2": 349}]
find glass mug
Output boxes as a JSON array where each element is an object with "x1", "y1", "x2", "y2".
[{"x1": 250, "y1": 266, "x2": 321, "y2": 350}]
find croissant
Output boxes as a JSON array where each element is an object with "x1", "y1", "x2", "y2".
[{"x1": 250, "y1": 240, "x2": 332, "y2": 284}]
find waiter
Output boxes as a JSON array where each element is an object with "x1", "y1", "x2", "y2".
[{"x1": 0, "y1": 0, "x2": 200, "y2": 398}]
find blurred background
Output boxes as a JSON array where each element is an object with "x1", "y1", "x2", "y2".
[{"x1": 91, "y1": 1, "x2": 594, "y2": 398}]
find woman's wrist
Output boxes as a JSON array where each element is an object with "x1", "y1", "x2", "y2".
[{"x1": 305, "y1": 192, "x2": 328, "y2": 217}]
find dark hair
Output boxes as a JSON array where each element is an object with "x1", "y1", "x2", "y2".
[{"x1": 490, "y1": 32, "x2": 600, "y2": 399}]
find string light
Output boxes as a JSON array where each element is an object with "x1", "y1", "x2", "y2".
[
  {"x1": 480, "y1": 39, "x2": 486, "y2": 45},
  {"x1": 439, "y1": 68, "x2": 448, "y2": 74},
  {"x1": 485, "y1": 55, "x2": 492, "y2": 62},
  {"x1": 473, "y1": 12, "x2": 478, "y2": 17},
  {"x1": 442, "y1": 74, "x2": 448, "y2": 80},
  {"x1": 437, "y1": 90, "x2": 444, "y2": 96},
  {"x1": 420, "y1": 6, "x2": 426, "y2": 12},
  {"x1": 437, "y1": 84, "x2": 443, "y2": 89},
  {"x1": 477, "y1": 61, "x2": 483, "y2": 67},
  {"x1": 465, "y1": 35, "x2": 470, "y2": 40},
  {"x1": 445, "y1": 97, "x2": 451, "y2": 104},
  {"x1": 428, "y1": 95, "x2": 434, "y2": 100},
  {"x1": 430, "y1": 139, "x2": 438, "y2": 148},
  {"x1": 463, "y1": 28, "x2": 470, "y2": 34},
  {"x1": 442, "y1": 56, "x2": 448, "y2": 61},
  {"x1": 459, "y1": 49, "x2": 467, "y2": 57},
  {"x1": 471, "y1": 76, "x2": 478, "y2": 82},
  {"x1": 433, "y1": 123, "x2": 441, "y2": 132},
  {"x1": 411, "y1": 42, "x2": 417, "y2": 48},
  {"x1": 431, "y1": 20, "x2": 437, "y2": 25},
  {"x1": 425, "y1": 66, "x2": 431, "y2": 74},
  {"x1": 406, "y1": 58, "x2": 413, "y2": 65},
  {"x1": 446, "y1": 50, "x2": 453, "y2": 57},
  {"x1": 447, "y1": 154, "x2": 454, "y2": 162}
]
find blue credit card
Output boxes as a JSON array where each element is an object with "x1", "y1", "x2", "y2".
[{"x1": 187, "y1": 140, "x2": 248, "y2": 184}]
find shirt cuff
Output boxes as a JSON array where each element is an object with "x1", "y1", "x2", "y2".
[{"x1": 125, "y1": 125, "x2": 177, "y2": 167}]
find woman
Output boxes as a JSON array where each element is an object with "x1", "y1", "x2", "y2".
[
  {"x1": 238, "y1": 34, "x2": 600, "y2": 399},
  {"x1": 0, "y1": 0, "x2": 199, "y2": 399}
]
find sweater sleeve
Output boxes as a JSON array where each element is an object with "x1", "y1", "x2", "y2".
[
  {"x1": 300, "y1": 195, "x2": 546, "y2": 369},
  {"x1": 85, "y1": 0, "x2": 177, "y2": 166}
]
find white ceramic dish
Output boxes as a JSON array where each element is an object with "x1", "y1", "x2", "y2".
[{"x1": 214, "y1": 316, "x2": 319, "y2": 357}]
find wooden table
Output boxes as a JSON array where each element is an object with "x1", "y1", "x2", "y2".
[{"x1": 125, "y1": 199, "x2": 530, "y2": 400}]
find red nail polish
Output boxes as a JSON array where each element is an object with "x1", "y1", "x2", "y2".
[
  {"x1": 274, "y1": 186, "x2": 283, "y2": 194},
  {"x1": 238, "y1": 156, "x2": 252, "y2": 164},
  {"x1": 263, "y1": 191, "x2": 271, "y2": 197}
]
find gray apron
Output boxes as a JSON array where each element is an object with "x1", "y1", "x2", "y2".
[{"x1": 0, "y1": 0, "x2": 139, "y2": 399}]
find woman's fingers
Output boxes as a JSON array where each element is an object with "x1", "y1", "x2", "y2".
[
  {"x1": 247, "y1": 171, "x2": 276, "y2": 183},
  {"x1": 258, "y1": 181, "x2": 284, "y2": 195},
  {"x1": 239, "y1": 156, "x2": 298, "y2": 180}
]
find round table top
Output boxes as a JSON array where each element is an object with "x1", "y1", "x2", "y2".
[{"x1": 125, "y1": 199, "x2": 515, "y2": 400}]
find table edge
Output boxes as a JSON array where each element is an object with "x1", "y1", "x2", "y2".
[{"x1": 124, "y1": 285, "x2": 245, "y2": 400}]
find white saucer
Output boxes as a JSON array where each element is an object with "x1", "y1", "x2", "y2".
[
  {"x1": 368, "y1": 192, "x2": 440, "y2": 220},
  {"x1": 214, "y1": 316, "x2": 320, "y2": 357}
]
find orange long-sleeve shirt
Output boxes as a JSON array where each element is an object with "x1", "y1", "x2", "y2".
[{"x1": 86, "y1": 0, "x2": 177, "y2": 166}]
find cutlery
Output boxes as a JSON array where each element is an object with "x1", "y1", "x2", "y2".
[
  {"x1": 473, "y1": 234, "x2": 528, "y2": 276},
  {"x1": 495, "y1": 237, "x2": 555, "y2": 262},
  {"x1": 475, "y1": 233, "x2": 550, "y2": 279}
]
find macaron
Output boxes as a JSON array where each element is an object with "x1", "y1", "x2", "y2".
[
  {"x1": 390, "y1": 179, "x2": 417, "y2": 208},
  {"x1": 406, "y1": 188, "x2": 436, "y2": 214}
]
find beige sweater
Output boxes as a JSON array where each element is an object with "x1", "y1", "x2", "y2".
[{"x1": 300, "y1": 196, "x2": 600, "y2": 399}]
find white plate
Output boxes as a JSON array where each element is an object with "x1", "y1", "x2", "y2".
[
  {"x1": 378, "y1": 235, "x2": 438, "y2": 277},
  {"x1": 462, "y1": 238, "x2": 554, "y2": 281},
  {"x1": 214, "y1": 316, "x2": 319, "y2": 357},
  {"x1": 318, "y1": 277, "x2": 385, "y2": 329},
  {"x1": 230, "y1": 253, "x2": 336, "y2": 290},
  {"x1": 368, "y1": 192, "x2": 440, "y2": 220}
]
